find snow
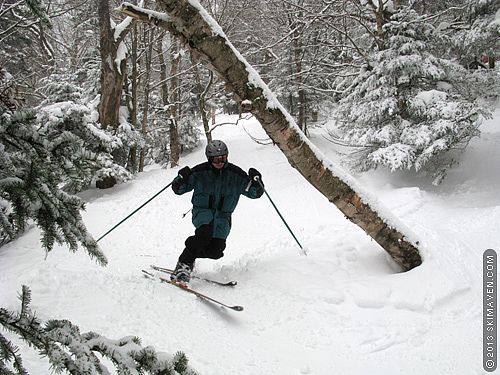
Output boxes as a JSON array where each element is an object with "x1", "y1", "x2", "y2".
[
  {"x1": 1, "y1": 110, "x2": 500, "y2": 374},
  {"x1": 115, "y1": 42, "x2": 127, "y2": 75},
  {"x1": 118, "y1": 2, "x2": 171, "y2": 25},
  {"x1": 415, "y1": 89, "x2": 447, "y2": 105},
  {"x1": 112, "y1": 12, "x2": 134, "y2": 75},
  {"x1": 113, "y1": 16, "x2": 133, "y2": 42},
  {"x1": 361, "y1": 0, "x2": 395, "y2": 12}
]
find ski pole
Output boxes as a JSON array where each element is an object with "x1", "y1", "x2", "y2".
[
  {"x1": 255, "y1": 177, "x2": 307, "y2": 255},
  {"x1": 96, "y1": 180, "x2": 174, "y2": 243}
]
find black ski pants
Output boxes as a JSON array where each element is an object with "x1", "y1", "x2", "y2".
[{"x1": 178, "y1": 224, "x2": 226, "y2": 265}]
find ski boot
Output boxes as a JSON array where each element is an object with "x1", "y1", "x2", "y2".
[{"x1": 170, "y1": 261, "x2": 194, "y2": 286}]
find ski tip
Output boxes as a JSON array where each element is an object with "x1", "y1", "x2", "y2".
[{"x1": 231, "y1": 305, "x2": 244, "y2": 312}]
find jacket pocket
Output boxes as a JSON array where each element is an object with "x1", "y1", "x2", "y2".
[
  {"x1": 221, "y1": 194, "x2": 239, "y2": 212},
  {"x1": 192, "y1": 192, "x2": 209, "y2": 208}
]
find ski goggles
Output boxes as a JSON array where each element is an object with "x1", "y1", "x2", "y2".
[{"x1": 211, "y1": 155, "x2": 228, "y2": 164}]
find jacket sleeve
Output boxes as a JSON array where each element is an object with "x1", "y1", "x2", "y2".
[
  {"x1": 241, "y1": 174, "x2": 264, "y2": 199},
  {"x1": 172, "y1": 173, "x2": 195, "y2": 195}
]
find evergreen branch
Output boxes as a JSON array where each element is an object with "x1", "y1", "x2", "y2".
[
  {"x1": 1, "y1": 287, "x2": 197, "y2": 374},
  {"x1": 0, "y1": 333, "x2": 27, "y2": 375},
  {"x1": 0, "y1": 78, "x2": 114, "y2": 262},
  {"x1": 0, "y1": 361, "x2": 18, "y2": 375},
  {"x1": 173, "y1": 351, "x2": 189, "y2": 373}
]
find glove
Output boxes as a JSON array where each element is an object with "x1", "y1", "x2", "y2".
[
  {"x1": 248, "y1": 167, "x2": 262, "y2": 182},
  {"x1": 178, "y1": 166, "x2": 191, "y2": 180}
]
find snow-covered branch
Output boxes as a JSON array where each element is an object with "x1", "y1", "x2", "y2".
[{"x1": 0, "y1": 286, "x2": 197, "y2": 375}]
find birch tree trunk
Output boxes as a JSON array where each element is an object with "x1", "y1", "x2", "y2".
[{"x1": 118, "y1": 1, "x2": 422, "y2": 271}]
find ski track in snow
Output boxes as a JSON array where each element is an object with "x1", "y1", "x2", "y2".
[{"x1": 1, "y1": 112, "x2": 499, "y2": 374}]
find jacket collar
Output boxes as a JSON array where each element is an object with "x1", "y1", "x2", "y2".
[{"x1": 208, "y1": 160, "x2": 229, "y2": 172}]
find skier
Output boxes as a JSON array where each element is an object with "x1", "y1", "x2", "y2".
[{"x1": 170, "y1": 139, "x2": 264, "y2": 284}]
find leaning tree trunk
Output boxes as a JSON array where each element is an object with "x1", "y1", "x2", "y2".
[{"x1": 119, "y1": 1, "x2": 422, "y2": 271}]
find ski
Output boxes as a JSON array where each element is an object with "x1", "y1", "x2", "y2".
[
  {"x1": 150, "y1": 264, "x2": 237, "y2": 287},
  {"x1": 142, "y1": 270, "x2": 243, "y2": 312}
]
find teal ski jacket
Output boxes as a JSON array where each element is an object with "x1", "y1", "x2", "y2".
[{"x1": 172, "y1": 162, "x2": 264, "y2": 239}]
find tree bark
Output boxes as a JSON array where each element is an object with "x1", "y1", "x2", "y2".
[
  {"x1": 192, "y1": 52, "x2": 213, "y2": 143},
  {"x1": 289, "y1": 9, "x2": 306, "y2": 133},
  {"x1": 97, "y1": 0, "x2": 127, "y2": 129},
  {"x1": 157, "y1": 31, "x2": 170, "y2": 105},
  {"x1": 139, "y1": 24, "x2": 154, "y2": 172},
  {"x1": 129, "y1": 23, "x2": 139, "y2": 173},
  {"x1": 118, "y1": 2, "x2": 422, "y2": 271},
  {"x1": 168, "y1": 35, "x2": 181, "y2": 167}
]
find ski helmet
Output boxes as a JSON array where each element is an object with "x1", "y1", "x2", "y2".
[{"x1": 205, "y1": 140, "x2": 228, "y2": 158}]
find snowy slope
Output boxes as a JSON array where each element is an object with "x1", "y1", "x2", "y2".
[{"x1": 1, "y1": 112, "x2": 499, "y2": 374}]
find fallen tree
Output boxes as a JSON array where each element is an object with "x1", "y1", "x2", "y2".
[{"x1": 118, "y1": 1, "x2": 422, "y2": 271}]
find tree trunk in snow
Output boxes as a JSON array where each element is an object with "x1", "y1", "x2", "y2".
[
  {"x1": 168, "y1": 36, "x2": 181, "y2": 167},
  {"x1": 128, "y1": 24, "x2": 139, "y2": 173},
  {"x1": 139, "y1": 24, "x2": 154, "y2": 172},
  {"x1": 97, "y1": 0, "x2": 133, "y2": 189},
  {"x1": 97, "y1": 0, "x2": 127, "y2": 130},
  {"x1": 192, "y1": 53, "x2": 213, "y2": 143},
  {"x1": 118, "y1": 1, "x2": 422, "y2": 271},
  {"x1": 289, "y1": 9, "x2": 307, "y2": 133}
]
